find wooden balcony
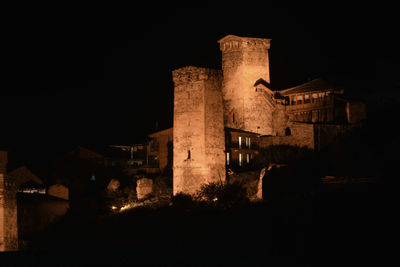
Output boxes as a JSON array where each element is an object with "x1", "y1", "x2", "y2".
[{"x1": 286, "y1": 97, "x2": 334, "y2": 113}]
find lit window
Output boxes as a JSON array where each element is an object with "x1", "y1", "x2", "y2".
[
  {"x1": 239, "y1": 153, "x2": 242, "y2": 166},
  {"x1": 226, "y1": 152, "x2": 230, "y2": 165},
  {"x1": 304, "y1": 94, "x2": 310, "y2": 103},
  {"x1": 312, "y1": 93, "x2": 318, "y2": 102},
  {"x1": 247, "y1": 153, "x2": 250, "y2": 163},
  {"x1": 245, "y1": 137, "x2": 251, "y2": 148},
  {"x1": 238, "y1": 136, "x2": 242, "y2": 149},
  {"x1": 296, "y1": 95, "x2": 303, "y2": 104}
]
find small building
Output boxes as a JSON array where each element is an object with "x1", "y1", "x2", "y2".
[
  {"x1": 224, "y1": 127, "x2": 259, "y2": 168},
  {"x1": 147, "y1": 127, "x2": 173, "y2": 173},
  {"x1": 8, "y1": 165, "x2": 44, "y2": 189}
]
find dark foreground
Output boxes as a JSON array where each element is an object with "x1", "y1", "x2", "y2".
[{"x1": 1, "y1": 183, "x2": 399, "y2": 266}]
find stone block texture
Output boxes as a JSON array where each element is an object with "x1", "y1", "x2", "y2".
[
  {"x1": 172, "y1": 66, "x2": 226, "y2": 195},
  {"x1": 0, "y1": 151, "x2": 18, "y2": 251},
  {"x1": 219, "y1": 35, "x2": 273, "y2": 135}
]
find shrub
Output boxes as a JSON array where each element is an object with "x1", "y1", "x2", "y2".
[{"x1": 196, "y1": 181, "x2": 249, "y2": 209}]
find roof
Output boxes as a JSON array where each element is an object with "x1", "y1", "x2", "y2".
[
  {"x1": 19, "y1": 180, "x2": 45, "y2": 189},
  {"x1": 254, "y1": 78, "x2": 272, "y2": 89},
  {"x1": 224, "y1": 127, "x2": 260, "y2": 135},
  {"x1": 148, "y1": 127, "x2": 173, "y2": 138},
  {"x1": 8, "y1": 165, "x2": 43, "y2": 186},
  {"x1": 279, "y1": 78, "x2": 339, "y2": 95}
]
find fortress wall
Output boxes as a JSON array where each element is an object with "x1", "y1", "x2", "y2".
[
  {"x1": 172, "y1": 67, "x2": 225, "y2": 195},
  {"x1": 272, "y1": 104, "x2": 290, "y2": 136},
  {"x1": 0, "y1": 151, "x2": 18, "y2": 251},
  {"x1": 314, "y1": 124, "x2": 349, "y2": 150},
  {"x1": 260, "y1": 122, "x2": 315, "y2": 149}
]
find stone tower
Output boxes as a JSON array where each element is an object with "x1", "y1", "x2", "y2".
[
  {"x1": 172, "y1": 66, "x2": 226, "y2": 195},
  {"x1": 218, "y1": 35, "x2": 273, "y2": 135},
  {"x1": 0, "y1": 151, "x2": 18, "y2": 251}
]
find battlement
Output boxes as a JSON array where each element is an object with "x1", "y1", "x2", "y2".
[
  {"x1": 172, "y1": 66, "x2": 222, "y2": 86},
  {"x1": 218, "y1": 35, "x2": 271, "y2": 52}
]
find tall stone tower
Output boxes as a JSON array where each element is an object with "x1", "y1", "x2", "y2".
[
  {"x1": 0, "y1": 151, "x2": 18, "y2": 251},
  {"x1": 172, "y1": 66, "x2": 226, "y2": 195},
  {"x1": 218, "y1": 35, "x2": 273, "y2": 135}
]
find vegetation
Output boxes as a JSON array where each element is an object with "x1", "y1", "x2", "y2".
[{"x1": 196, "y1": 180, "x2": 249, "y2": 209}]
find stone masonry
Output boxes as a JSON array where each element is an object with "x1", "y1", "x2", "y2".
[
  {"x1": 172, "y1": 66, "x2": 226, "y2": 195},
  {"x1": 219, "y1": 35, "x2": 273, "y2": 135},
  {"x1": 0, "y1": 151, "x2": 18, "y2": 251},
  {"x1": 172, "y1": 35, "x2": 366, "y2": 195}
]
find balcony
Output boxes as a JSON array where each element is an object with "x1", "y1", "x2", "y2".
[{"x1": 286, "y1": 96, "x2": 334, "y2": 112}]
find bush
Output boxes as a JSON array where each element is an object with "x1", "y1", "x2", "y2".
[{"x1": 196, "y1": 181, "x2": 249, "y2": 209}]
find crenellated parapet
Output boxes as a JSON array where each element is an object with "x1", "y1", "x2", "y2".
[
  {"x1": 172, "y1": 66, "x2": 222, "y2": 87},
  {"x1": 218, "y1": 35, "x2": 271, "y2": 53}
]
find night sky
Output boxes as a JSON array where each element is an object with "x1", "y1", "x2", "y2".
[{"x1": 2, "y1": 4, "x2": 399, "y2": 171}]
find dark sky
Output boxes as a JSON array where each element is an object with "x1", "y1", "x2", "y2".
[{"x1": 2, "y1": 4, "x2": 399, "y2": 170}]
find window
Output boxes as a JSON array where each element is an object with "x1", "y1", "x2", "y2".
[
  {"x1": 312, "y1": 93, "x2": 318, "y2": 102},
  {"x1": 226, "y1": 152, "x2": 230, "y2": 165},
  {"x1": 245, "y1": 137, "x2": 251, "y2": 148},
  {"x1": 238, "y1": 136, "x2": 242, "y2": 149},
  {"x1": 239, "y1": 153, "x2": 242, "y2": 166},
  {"x1": 304, "y1": 94, "x2": 310, "y2": 103},
  {"x1": 296, "y1": 95, "x2": 303, "y2": 104},
  {"x1": 247, "y1": 153, "x2": 250, "y2": 164},
  {"x1": 285, "y1": 127, "x2": 291, "y2": 136},
  {"x1": 187, "y1": 150, "x2": 191, "y2": 159},
  {"x1": 232, "y1": 112, "x2": 235, "y2": 123}
]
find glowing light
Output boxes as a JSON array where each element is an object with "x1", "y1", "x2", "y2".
[
  {"x1": 111, "y1": 206, "x2": 118, "y2": 210},
  {"x1": 120, "y1": 203, "x2": 133, "y2": 211}
]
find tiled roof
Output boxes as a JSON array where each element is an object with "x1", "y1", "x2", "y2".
[{"x1": 279, "y1": 78, "x2": 338, "y2": 95}]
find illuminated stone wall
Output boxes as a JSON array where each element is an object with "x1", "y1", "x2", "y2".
[
  {"x1": 172, "y1": 66, "x2": 226, "y2": 195},
  {"x1": 218, "y1": 35, "x2": 273, "y2": 135},
  {"x1": 259, "y1": 122, "x2": 315, "y2": 149},
  {"x1": 0, "y1": 151, "x2": 18, "y2": 251}
]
